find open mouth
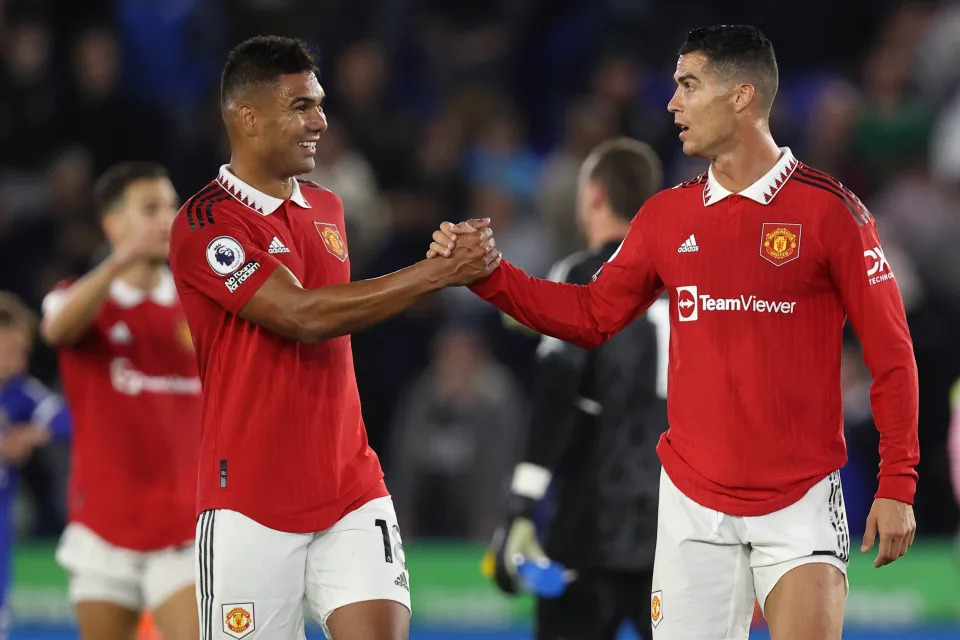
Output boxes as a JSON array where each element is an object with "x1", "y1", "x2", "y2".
[
  {"x1": 676, "y1": 123, "x2": 690, "y2": 139},
  {"x1": 298, "y1": 141, "x2": 317, "y2": 154}
]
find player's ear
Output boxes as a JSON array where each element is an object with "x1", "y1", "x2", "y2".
[
  {"x1": 587, "y1": 181, "x2": 606, "y2": 214},
  {"x1": 101, "y1": 209, "x2": 122, "y2": 243},
  {"x1": 732, "y1": 83, "x2": 755, "y2": 113},
  {"x1": 236, "y1": 103, "x2": 257, "y2": 135}
]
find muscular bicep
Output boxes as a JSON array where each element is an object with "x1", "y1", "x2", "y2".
[{"x1": 236, "y1": 264, "x2": 313, "y2": 341}]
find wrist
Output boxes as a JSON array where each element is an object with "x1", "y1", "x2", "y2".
[{"x1": 417, "y1": 257, "x2": 454, "y2": 290}]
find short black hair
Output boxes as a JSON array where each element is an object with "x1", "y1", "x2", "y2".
[
  {"x1": 94, "y1": 162, "x2": 169, "y2": 218},
  {"x1": 586, "y1": 138, "x2": 663, "y2": 221},
  {"x1": 679, "y1": 25, "x2": 778, "y2": 111},
  {"x1": 221, "y1": 35, "x2": 318, "y2": 105}
]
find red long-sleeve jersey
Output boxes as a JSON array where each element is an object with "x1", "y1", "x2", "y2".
[{"x1": 471, "y1": 149, "x2": 919, "y2": 516}]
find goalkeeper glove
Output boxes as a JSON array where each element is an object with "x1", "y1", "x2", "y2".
[{"x1": 485, "y1": 463, "x2": 552, "y2": 595}]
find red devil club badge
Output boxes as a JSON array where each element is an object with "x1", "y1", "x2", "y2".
[
  {"x1": 760, "y1": 223, "x2": 801, "y2": 266},
  {"x1": 315, "y1": 222, "x2": 348, "y2": 262}
]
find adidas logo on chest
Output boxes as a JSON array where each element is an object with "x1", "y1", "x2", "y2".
[
  {"x1": 677, "y1": 234, "x2": 700, "y2": 253},
  {"x1": 268, "y1": 236, "x2": 291, "y2": 254}
]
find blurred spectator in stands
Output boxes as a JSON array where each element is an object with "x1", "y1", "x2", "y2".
[
  {"x1": 0, "y1": 15, "x2": 58, "y2": 169},
  {"x1": 352, "y1": 187, "x2": 447, "y2": 459},
  {"x1": 802, "y1": 79, "x2": 861, "y2": 180},
  {"x1": 333, "y1": 39, "x2": 415, "y2": 189},
  {"x1": 304, "y1": 120, "x2": 384, "y2": 270},
  {"x1": 915, "y1": 0, "x2": 960, "y2": 108},
  {"x1": 0, "y1": 148, "x2": 98, "y2": 310},
  {"x1": 390, "y1": 323, "x2": 525, "y2": 539},
  {"x1": 62, "y1": 26, "x2": 174, "y2": 174},
  {"x1": 538, "y1": 97, "x2": 618, "y2": 256},
  {"x1": 849, "y1": 3, "x2": 934, "y2": 195},
  {"x1": 466, "y1": 105, "x2": 541, "y2": 203}
]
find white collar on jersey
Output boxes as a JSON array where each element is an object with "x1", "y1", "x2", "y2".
[
  {"x1": 216, "y1": 165, "x2": 311, "y2": 216},
  {"x1": 703, "y1": 147, "x2": 799, "y2": 206},
  {"x1": 110, "y1": 269, "x2": 178, "y2": 308}
]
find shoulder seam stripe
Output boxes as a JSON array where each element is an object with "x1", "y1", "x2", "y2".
[
  {"x1": 184, "y1": 184, "x2": 221, "y2": 231},
  {"x1": 795, "y1": 165, "x2": 871, "y2": 224},
  {"x1": 188, "y1": 190, "x2": 229, "y2": 231},
  {"x1": 789, "y1": 175, "x2": 866, "y2": 227}
]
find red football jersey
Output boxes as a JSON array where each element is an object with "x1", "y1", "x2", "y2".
[
  {"x1": 471, "y1": 149, "x2": 919, "y2": 516},
  {"x1": 42, "y1": 272, "x2": 201, "y2": 550},
  {"x1": 168, "y1": 166, "x2": 386, "y2": 533}
]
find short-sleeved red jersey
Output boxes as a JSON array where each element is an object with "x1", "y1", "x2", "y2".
[
  {"x1": 42, "y1": 273, "x2": 201, "y2": 550},
  {"x1": 168, "y1": 166, "x2": 386, "y2": 533},
  {"x1": 470, "y1": 149, "x2": 919, "y2": 516}
]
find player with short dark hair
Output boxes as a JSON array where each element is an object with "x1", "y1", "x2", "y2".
[
  {"x1": 485, "y1": 138, "x2": 666, "y2": 640},
  {"x1": 431, "y1": 24, "x2": 918, "y2": 639},
  {"x1": 94, "y1": 162, "x2": 171, "y2": 219},
  {"x1": 41, "y1": 161, "x2": 201, "y2": 640},
  {"x1": 168, "y1": 35, "x2": 496, "y2": 640}
]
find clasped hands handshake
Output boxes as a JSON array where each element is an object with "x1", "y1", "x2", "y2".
[{"x1": 424, "y1": 218, "x2": 501, "y2": 286}]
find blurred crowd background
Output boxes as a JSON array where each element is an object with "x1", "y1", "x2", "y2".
[{"x1": 1, "y1": 0, "x2": 959, "y2": 551}]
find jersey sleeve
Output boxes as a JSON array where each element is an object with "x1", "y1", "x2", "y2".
[
  {"x1": 470, "y1": 208, "x2": 663, "y2": 349},
  {"x1": 828, "y1": 209, "x2": 919, "y2": 504},
  {"x1": 169, "y1": 211, "x2": 282, "y2": 314}
]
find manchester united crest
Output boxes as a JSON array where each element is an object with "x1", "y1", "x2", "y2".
[
  {"x1": 222, "y1": 603, "x2": 255, "y2": 639},
  {"x1": 651, "y1": 591, "x2": 663, "y2": 628},
  {"x1": 176, "y1": 321, "x2": 193, "y2": 352},
  {"x1": 315, "y1": 222, "x2": 348, "y2": 262},
  {"x1": 760, "y1": 223, "x2": 802, "y2": 266}
]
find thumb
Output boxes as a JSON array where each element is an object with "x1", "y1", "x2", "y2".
[
  {"x1": 468, "y1": 217, "x2": 491, "y2": 230},
  {"x1": 861, "y1": 513, "x2": 878, "y2": 552}
]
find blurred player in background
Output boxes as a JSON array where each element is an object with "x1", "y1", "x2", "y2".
[
  {"x1": 432, "y1": 25, "x2": 919, "y2": 640},
  {"x1": 486, "y1": 138, "x2": 666, "y2": 640},
  {"x1": 41, "y1": 163, "x2": 201, "y2": 640},
  {"x1": 0, "y1": 292, "x2": 70, "y2": 640},
  {"x1": 168, "y1": 36, "x2": 496, "y2": 640}
]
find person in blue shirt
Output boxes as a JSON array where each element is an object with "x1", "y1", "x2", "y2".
[{"x1": 0, "y1": 292, "x2": 70, "y2": 636}]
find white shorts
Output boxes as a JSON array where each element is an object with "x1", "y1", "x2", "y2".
[
  {"x1": 196, "y1": 496, "x2": 411, "y2": 640},
  {"x1": 651, "y1": 468, "x2": 849, "y2": 639},
  {"x1": 56, "y1": 522, "x2": 194, "y2": 611}
]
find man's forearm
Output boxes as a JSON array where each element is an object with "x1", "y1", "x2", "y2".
[
  {"x1": 471, "y1": 260, "x2": 616, "y2": 349},
  {"x1": 41, "y1": 257, "x2": 124, "y2": 347},
  {"x1": 245, "y1": 259, "x2": 452, "y2": 344}
]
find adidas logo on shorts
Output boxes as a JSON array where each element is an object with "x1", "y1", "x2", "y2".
[{"x1": 394, "y1": 572, "x2": 409, "y2": 591}]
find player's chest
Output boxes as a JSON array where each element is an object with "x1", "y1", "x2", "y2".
[
  {"x1": 653, "y1": 202, "x2": 827, "y2": 297},
  {"x1": 249, "y1": 206, "x2": 350, "y2": 288},
  {"x1": 96, "y1": 304, "x2": 196, "y2": 366}
]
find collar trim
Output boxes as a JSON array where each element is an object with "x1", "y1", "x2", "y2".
[
  {"x1": 704, "y1": 148, "x2": 798, "y2": 206},
  {"x1": 217, "y1": 165, "x2": 311, "y2": 215}
]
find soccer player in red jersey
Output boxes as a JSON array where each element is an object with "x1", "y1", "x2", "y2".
[
  {"x1": 41, "y1": 163, "x2": 201, "y2": 640},
  {"x1": 168, "y1": 36, "x2": 496, "y2": 640},
  {"x1": 430, "y1": 25, "x2": 919, "y2": 639}
]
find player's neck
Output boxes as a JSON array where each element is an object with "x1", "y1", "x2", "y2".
[
  {"x1": 228, "y1": 156, "x2": 294, "y2": 200},
  {"x1": 710, "y1": 129, "x2": 781, "y2": 194},
  {"x1": 117, "y1": 262, "x2": 164, "y2": 292},
  {"x1": 587, "y1": 216, "x2": 629, "y2": 250}
]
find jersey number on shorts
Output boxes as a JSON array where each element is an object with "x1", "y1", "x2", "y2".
[{"x1": 375, "y1": 519, "x2": 407, "y2": 569}]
